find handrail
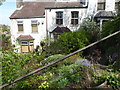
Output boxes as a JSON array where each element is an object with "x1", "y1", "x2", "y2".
[{"x1": 1, "y1": 30, "x2": 120, "y2": 89}]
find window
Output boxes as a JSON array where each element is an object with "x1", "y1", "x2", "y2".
[
  {"x1": 56, "y1": 12, "x2": 63, "y2": 25},
  {"x1": 80, "y1": 0, "x2": 88, "y2": 6},
  {"x1": 53, "y1": 33, "x2": 60, "y2": 39},
  {"x1": 31, "y1": 20, "x2": 38, "y2": 32},
  {"x1": 21, "y1": 41, "x2": 28, "y2": 45},
  {"x1": 71, "y1": 11, "x2": 79, "y2": 25},
  {"x1": 21, "y1": 41, "x2": 34, "y2": 53},
  {"x1": 115, "y1": 2, "x2": 120, "y2": 10},
  {"x1": 17, "y1": 21, "x2": 23, "y2": 32},
  {"x1": 97, "y1": 0, "x2": 105, "y2": 10}
]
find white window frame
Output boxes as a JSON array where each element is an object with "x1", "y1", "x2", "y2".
[
  {"x1": 71, "y1": 11, "x2": 79, "y2": 25},
  {"x1": 31, "y1": 20, "x2": 38, "y2": 33},
  {"x1": 56, "y1": 11, "x2": 63, "y2": 25},
  {"x1": 17, "y1": 21, "x2": 24, "y2": 32}
]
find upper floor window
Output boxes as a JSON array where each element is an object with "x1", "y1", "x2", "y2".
[
  {"x1": 97, "y1": 0, "x2": 105, "y2": 10},
  {"x1": 31, "y1": 20, "x2": 38, "y2": 33},
  {"x1": 80, "y1": 0, "x2": 88, "y2": 6},
  {"x1": 56, "y1": 12, "x2": 63, "y2": 25},
  {"x1": 115, "y1": 2, "x2": 120, "y2": 10},
  {"x1": 71, "y1": 11, "x2": 79, "y2": 25},
  {"x1": 17, "y1": 21, "x2": 23, "y2": 32}
]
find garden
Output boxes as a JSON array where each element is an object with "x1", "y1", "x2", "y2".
[{"x1": 1, "y1": 9, "x2": 120, "y2": 89}]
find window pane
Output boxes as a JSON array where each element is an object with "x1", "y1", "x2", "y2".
[
  {"x1": 56, "y1": 12, "x2": 63, "y2": 25},
  {"x1": 71, "y1": 11, "x2": 79, "y2": 25},
  {"x1": 18, "y1": 24, "x2": 23, "y2": 32},
  {"x1": 29, "y1": 41, "x2": 34, "y2": 45},
  {"x1": 21, "y1": 46, "x2": 29, "y2": 53},
  {"x1": 56, "y1": 12, "x2": 63, "y2": 18},
  {"x1": 97, "y1": 3, "x2": 105, "y2": 10},
  {"x1": 17, "y1": 21, "x2": 23, "y2": 24},
  {"x1": 31, "y1": 20, "x2": 38, "y2": 24},
  {"x1": 56, "y1": 19, "x2": 63, "y2": 25},
  {"x1": 21, "y1": 41, "x2": 28, "y2": 45},
  {"x1": 71, "y1": 19, "x2": 78, "y2": 25},
  {"x1": 32, "y1": 24, "x2": 38, "y2": 32}
]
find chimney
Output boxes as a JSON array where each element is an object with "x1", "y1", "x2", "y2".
[{"x1": 16, "y1": 0, "x2": 23, "y2": 8}]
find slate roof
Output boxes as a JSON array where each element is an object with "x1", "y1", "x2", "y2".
[
  {"x1": 10, "y1": 2, "x2": 85, "y2": 19},
  {"x1": 94, "y1": 11, "x2": 116, "y2": 18},
  {"x1": 17, "y1": 35, "x2": 34, "y2": 41},
  {"x1": 46, "y1": 2, "x2": 85, "y2": 9},
  {"x1": 52, "y1": 26, "x2": 71, "y2": 33}
]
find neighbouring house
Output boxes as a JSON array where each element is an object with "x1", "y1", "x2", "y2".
[{"x1": 9, "y1": 0, "x2": 119, "y2": 53}]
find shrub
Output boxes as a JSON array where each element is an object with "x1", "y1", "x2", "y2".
[
  {"x1": 2, "y1": 49, "x2": 44, "y2": 85},
  {"x1": 57, "y1": 30, "x2": 89, "y2": 54},
  {"x1": 100, "y1": 16, "x2": 120, "y2": 69},
  {"x1": 45, "y1": 41, "x2": 65, "y2": 56},
  {"x1": 42, "y1": 54, "x2": 65, "y2": 65},
  {"x1": 95, "y1": 73, "x2": 120, "y2": 89},
  {"x1": 45, "y1": 30, "x2": 89, "y2": 55},
  {"x1": 80, "y1": 19, "x2": 100, "y2": 43},
  {"x1": 49, "y1": 61, "x2": 92, "y2": 88}
]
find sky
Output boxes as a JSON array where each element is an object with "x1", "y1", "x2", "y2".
[
  {"x1": 0, "y1": 0, "x2": 16, "y2": 26},
  {"x1": 0, "y1": 0, "x2": 35, "y2": 26}
]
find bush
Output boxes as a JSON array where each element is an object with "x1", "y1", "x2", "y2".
[
  {"x1": 80, "y1": 19, "x2": 100, "y2": 43},
  {"x1": 49, "y1": 61, "x2": 93, "y2": 88},
  {"x1": 45, "y1": 30, "x2": 89, "y2": 55},
  {"x1": 100, "y1": 16, "x2": 120, "y2": 69},
  {"x1": 57, "y1": 30, "x2": 89, "y2": 54},
  {"x1": 45, "y1": 41, "x2": 65, "y2": 56},
  {"x1": 42, "y1": 54, "x2": 65, "y2": 65},
  {"x1": 2, "y1": 49, "x2": 44, "y2": 85},
  {"x1": 95, "y1": 73, "x2": 120, "y2": 89}
]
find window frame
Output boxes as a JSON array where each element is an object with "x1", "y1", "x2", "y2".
[
  {"x1": 20, "y1": 40, "x2": 34, "y2": 53},
  {"x1": 21, "y1": 41, "x2": 28, "y2": 45},
  {"x1": 97, "y1": 0, "x2": 106, "y2": 10},
  {"x1": 31, "y1": 20, "x2": 38, "y2": 33},
  {"x1": 80, "y1": 0, "x2": 88, "y2": 6},
  {"x1": 17, "y1": 21, "x2": 24, "y2": 32},
  {"x1": 56, "y1": 11, "x2": 63, "y2": 25},
  {"x1": 71, "y1": 11, "x2": 79, "y2": 25}
]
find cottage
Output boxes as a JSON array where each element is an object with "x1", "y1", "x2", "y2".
[{"x1": 9, "y1": 0, "x2": 119, "y2": 53}]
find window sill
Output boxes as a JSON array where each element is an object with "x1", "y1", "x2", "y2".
[
  {"x1": 56, "y1": 24, "x2": 63, "y2": 26},
  {"x1": 17, "y1": 31, "x2": 24, "y2": 34},
  {"x1": 71, "y1": 24, "x2": 79, "y2": 26},
  {"x1": 31, "y1": 32, "x2": 39, "y2": 34}
]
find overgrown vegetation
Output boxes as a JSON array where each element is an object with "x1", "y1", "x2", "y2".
[{"x1": 1, "y1": 7, "x2": 120, "y2": 89}]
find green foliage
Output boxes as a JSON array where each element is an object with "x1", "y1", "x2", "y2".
[
  {"x1": 57, "y1": 30, "x2": 89, "y2": 54},
  {"x1": 100, "y1": 14, "x2": 120, "y2": 69},
  {"x1": 45, "y1": 30, "x2": 89, "y2": 55},
  {"x1": 48, "y1": 61, "x2": 92, "y2": 88},
  {"x1": 42, "y1": 54, "x2": 65, "y2": 65},
  {"x1": 0, "y1": 25, "x2": 12, "y2": 50},
  {"x1": 80, "y1": 19, "x2": 100, "y2": 43},
  {"x1": 2, "y1": 49, "x2": 44, "y2": 85},
  {"x1": 102, "y1": 17, "x2": 120, "y2": 38},
  {"x1": 106, "y1": 74, "x2": 120, "y2": 89},
  {"x1": 101, "y1": 12, "x2": 120, "y2": 48},
  {"x1": 45, "y1": 41, "x2": 65, "y2": 56},
  {"x1": 96, "y1": 73, "x2": 120, "y2": 89}
]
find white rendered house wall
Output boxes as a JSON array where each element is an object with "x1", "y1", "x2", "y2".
[
  {"x1": 46, "y1": 8, "x2": 87, "y2": 33},
  {"x1": 10, "y1": 18, "x2": 46, "y2": 52}
]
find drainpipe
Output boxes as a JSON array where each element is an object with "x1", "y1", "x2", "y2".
[
  {"x1": 100, "y1": 19, "x2": 103, "y2": 31},
  {"x1": 45, "y1": 9, "x2": 50, "y2": 46}
]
